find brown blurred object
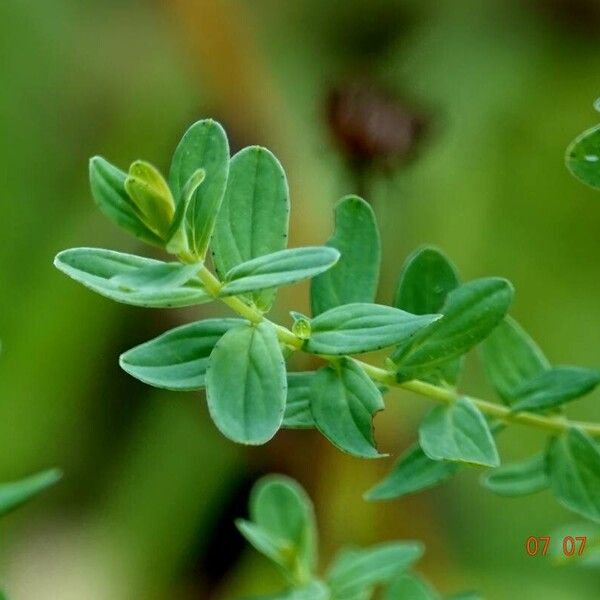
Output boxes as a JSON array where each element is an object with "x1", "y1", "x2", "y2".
[
  {"x1": 535, "y1": 0, "x2": 600, "y2": 35},
  {"x1": 326, "y1": 79, "x2": 429, "y2": 171}
]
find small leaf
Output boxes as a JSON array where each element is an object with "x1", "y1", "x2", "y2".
[
  {"x1": 310, "y1": 359, "x2": 385, "y2": 458},
  {"x1": 365, "y1": 443, "x2": 459, "y2": 501},
  {"x1": 510, "y1": 367, "x2": 600, "y2": 413},
  {"x1": 566, "y1": 124, "x2": 600, "y2": 190},
  {"x1": 0, "y1": 469, "x2": 62, "y2": 517},
  {"x1": 124, "y1": 160, "x2": 176, "y2": 239},
  {"x1": 283, "y1": 372, "x2": 316, "y2": 429},
  {"x1": 383, "y1": 574, "x2": 439, "y2": 600},
  {"x1": 206, "y1": 322, "x2": 286, "y2": 444},
  {"x1": 168, "y1": 119, "x2": 230, "y2": 258},
  {"x1": 310, "y1": 195, "x2": 380, "y2": 316},
  {"x1": 392, "y1": 278, "x2": 513, "y2": 382},
  {"x1": 326, "y1": 542, "x2": 424, "y2": 598},
  {"x1": 89, "y1": 156, "x2": 163, "y2": 246},
  {"x1": 238, "y1": 475, "x2": 317, "y2": 581},
  {"x1": 54, "y1": 248, "x2": 211, "y2": 308},
  {"x1": 480, "y1": 316, "x2": 549, "y2": 404},
  {"x1": 119, "y1": 318, "x2": 245, "y2": 391},
  {"x1": 419, "y1": 397, "x2": 500, "y2": 467},
  {"x1": 547, "y1": 428, "x2": 600, "y2": 522},
  {"x1": 393, "y1": 246, "x2": 461, "y2": 385},
  {"x1": 212, "y1": 146, "x2": 290, "y2": 310},
  {"x1": 219, "y1": 247, "x2": 340, "y2": 299},
  {"x1": 305, "y1": 303, "x2": 440, "y2": 356},
  {"x1": 481, "y1": 453, "x2": 549, "y2": 497}
]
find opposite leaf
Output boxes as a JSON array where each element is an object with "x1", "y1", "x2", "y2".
[
  {"x1": 310, "y1": 195, "x2": 380, "y2": 316},
  {"x1": 206, "y1": 322, "x2": 286, "y2": 444},
  {"x1": 480, "y1": 453, "x2": 549, "y2": 497},
  {"x1": 0, "y1": 469, "x2": 62, "y2": 517},
  {"x1": 383, "y1": 574, "x2": 439, "y2": 600},
  {"x1": 283, "y1": 372, "x2": 316, "y2": 429},
  {"x1": 480, "y1": 316, "x2": 549, "y2": 404},
  {"x1": 212, "y1": 146, "x2": 290, "y2": 310},
  {"x1": 168, "y1": 119, "x2": 230, "y2": 258},
  {"x1": 89, "y1": 156, "x2": 163, "y2": 247},
  {"x1": 419, "y1": 397, "x2": 500, "y2": 467},
  {"x1": 219, "y1": 247, "x2": 340, "y2": 299},
  {"x1": 565, "y1": 123, "x2": 600, "y2": 190},
  {"x1": 54, "y1": 248, "x2": 210, "y2": 308},
  {"x1": 305, "y1": 303, "x2": 440, "y2": 356},
  {"x1": 392, "y1": 278, "x2": 513, "y2": 382},
  {"x1": 119, "y1": 318, "x2": 245, "y2": 391},
  {"x1": 310, "y1": 359, "x2": 385, "y2": 458},
  {"x1": 510, "y1": 366, "x2": 600, "y2": 413},
  {"x1": 365, "y1": 443, "x2": 459, "y2": 501},
  {"x1": 547, "y1": 428, "x2": 600, "y2": 522}
]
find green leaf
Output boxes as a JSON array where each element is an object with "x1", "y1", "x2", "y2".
[
  {"x1": 305, "y1": 304, "x2": 440, "y2": 356},
  {"x1": 510, "y1": 367, "x2": 600, "y2": 413},
  {"x1": 212, "y1": 146, "x2": 290, "y2": 310},
  {"x1": 238, "y1": 475, "x2": 317, "y2": 581},
  {"x1": 0, "y1": 468, "x2": 62, "y2": 517},
  {"x1": 480, "y1": 316, "x2": 549, "y2": 404},
  {"x1": 242, "y1": 581, "x2": 329, "y2": 600},
  {"x1": 392, "y1": 278, "x2": 513, "y2": 382},
  {"x1": 110, "y1": 262, "x2": 200, "y2": 291},
  {"x1": 310, "y1": 359, "x2": 385, "y2": 458},
  {"x1": 206, "y1": 322, "x2": 286, "y2": 444},
  {"x1": 480, "y1": 453, "x2": 549, "y2": 497},
  {"x1": 124, "y1": 160, "x2": 176, "y2": 239},
  {"x1": 119, "y1": 318, "x2": 245, "y2": 391},
  {"x1": 383, "y1": 574, "x2": 439, "y2": 600},
  {"x1": 393, "y1": 246, "x2": 461, "y2": 385},
  {"x1": 419, "y1": 397, "x2": 500, "y2": 467},
  {"x1": 365, "y1": 443, "x2": 459, "y2": 501},
  {"x1": 310, "y1": 195, "x2": 380, "y2": 316},
  {"x1": 283, "y1": 372, "x2": 316, "y2": 429},
  {"x1": 54, "y1": 248, "x2": 211, "y2": 308},
  {"x1": 566, "y1": 123, "x2": 600, "y2": 190},
  {"x1": 89, "y1": 156, "x2": 163, "y2": 246},
  {"x1": 547, "y1": 428, "x2": 600, "y2": 522},
  {"x1": 219, "y1": 247, "x2": 340, "y2": 299},
  {"x1": 168, "y1": 119, "x2": 230, "y2": 258},
  {"x1": 326, "y1": 542, "x2": 424, "y2": 598}
]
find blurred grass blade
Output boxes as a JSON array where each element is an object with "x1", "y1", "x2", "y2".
[{"x1": 0, "y1": 468, "x2": 62, "y2": 517}]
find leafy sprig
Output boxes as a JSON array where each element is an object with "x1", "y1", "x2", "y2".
[
  {"x1": 54, "y1": 119, "x2": 600, "y2": 524},
  {"x1": 236, "y1": 474, "x2": 479, "y2": 599}
]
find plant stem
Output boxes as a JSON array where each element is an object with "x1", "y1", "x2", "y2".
[{"x1": 198, "y1": 265, "x2": 600, "y2": 438}]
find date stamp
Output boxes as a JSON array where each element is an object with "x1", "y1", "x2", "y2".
[{"x1": 525, "y1": 535, "x2": 587, "y2": 557}]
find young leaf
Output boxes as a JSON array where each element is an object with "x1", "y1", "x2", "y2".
[
  {"x1": 238, "y1": 475, "x2": 317, "y2": 580},
  {"x1": 168, "y1": 119, "x2": 230, "y2": 258},
  {"x1": 392, "y1": 278, "x2": 513, "y2": 382},
  {"x1": 326, "y1": 542, "x2": 424, "y2": 598},
  {"x1": 393, "y1": 246, "x2": 461, "y2": 385},
  {"x1": 124, "y1": 160, "x2": 176, "y2": 239},
  {"x1": 212, "y1": 146, "x2": 290, "y2": 310},
  {"x1": 510, "y1": 366, "x2": 600, "y2": 413},
  {"x1": 89, "y1": 156, "x2": 164, "y2": 247},
  {"x1": 305, "y1": 303, "x2": 440, "y2": 356},
  {"x1": 365, "y1": 443, "x2": 459, "y2": 501},
  {"x1": 119, "y1": 318, "x2": 245, "y2": 391},
  {"x1": 383, "y1": 574, "x2": 439, "y2": 600},
  {"x1": 283, "y1": 372, "x2": 316, "y2": 429},
  {"x1": 310, "y1": 195, "x2": 380, "y2": 316},
  {"x1": 310, "y1": 359, "x2": 385, "y2": 458},
  {"x1": 480, "y1": 453, "x2": 549, "y2": 497},
  {"x1": 219, "y1": 247, "x2": 340, "y2": 299},
  {"x1": 54, "y1": 248, "x2": 211, "y2": 308},
  {"x1": 565, "y1": 123, "x2": 600, "y2": 190},
  {"x1": 480, "y1": 316, "x2": 549, "y2": 404},
  {"x1": 547, "y1": 428, "x2": 600, "y2": 522},
  {"x1": 419, "y1": 397, "x2": 500, "y2": 467},
  {"x1": 206, "y1": 322, "x2": 286, "y2": 444},
  {"x1": 0, "y1": 469, "x2": 62, "y2": 517}
]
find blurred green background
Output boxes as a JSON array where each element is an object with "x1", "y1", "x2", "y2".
[{"x1": 1, "y1": 0, "x2": 600, "y2": 598}]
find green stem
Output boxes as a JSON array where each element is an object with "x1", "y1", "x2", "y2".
[{"x1": 197, "y1": 265, "x2": 600, "y2": 438}]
